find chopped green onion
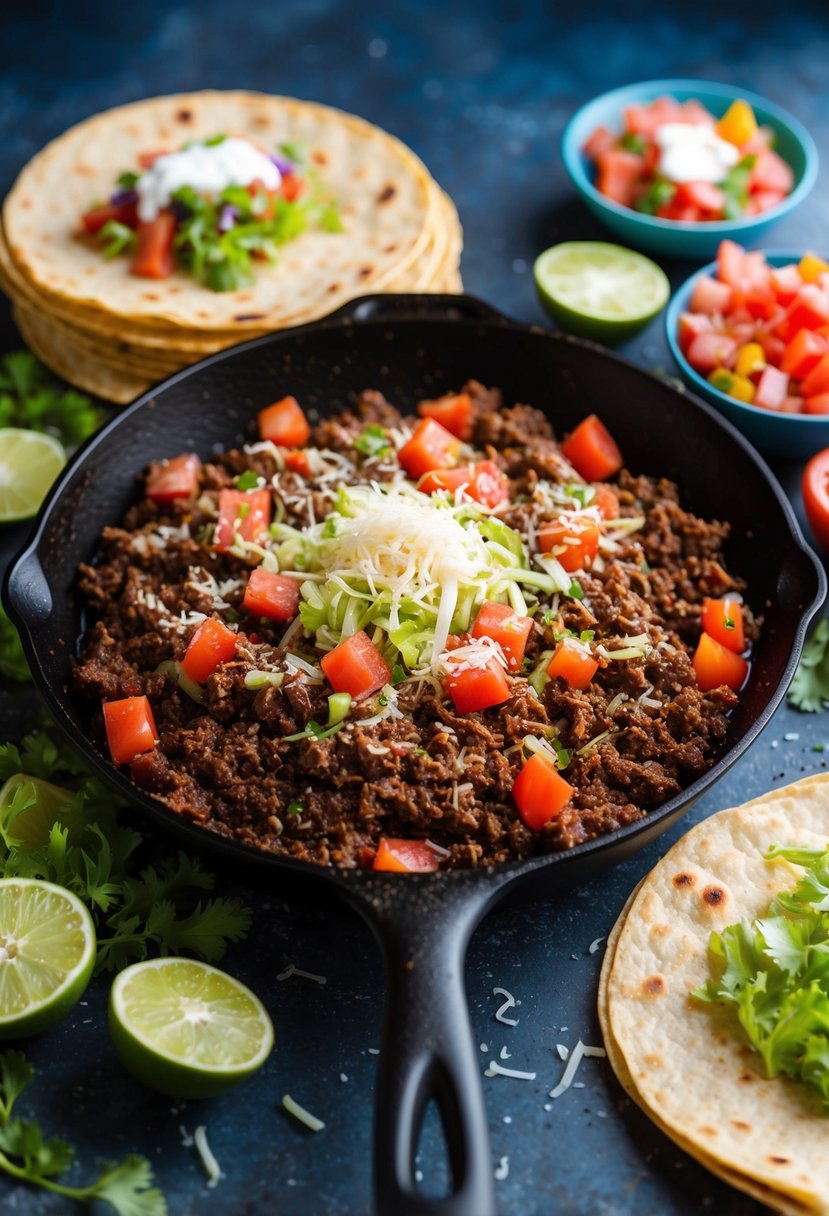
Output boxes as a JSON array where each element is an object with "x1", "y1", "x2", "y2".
[
  {"x1": 155, "y1": 659, "x2": 203, "y2": 704},
  {"x1": 354, "y1": 425, "x2": 391, "y2": 459},
  {"x1": 327, "y1": 692, "x2": 352, "y2": 726},
  {"x1": 244, "y1": 670, "x2": 285, "y2": 690},
  {"x1": 287, "y1": 801, "x2": 303, "y2": 816}
]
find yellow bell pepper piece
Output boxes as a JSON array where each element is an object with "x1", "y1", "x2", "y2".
[
  {"x1": 716, "y1": 99, "x2": 758, "y2": 147},
  {"x1": 799, "y1": 252, "x2": 829, "y2": 284},
  {"x1": 735, "y1": 342, "x2": 766, "y2": 379},
  {"x1": 708, "y1": 368, "x2": 755, "y2": 403}
]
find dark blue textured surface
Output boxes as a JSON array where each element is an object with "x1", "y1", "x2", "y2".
[{"x1": 1, "y1": 2, "x2": 828, "y2": 1213}]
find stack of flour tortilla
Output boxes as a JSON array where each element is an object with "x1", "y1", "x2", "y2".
[
  {"x1": 0, "y1": 91, "x2": 463, "y2": 403},
  {"x1": 600, "y1": 774, "x2": 829, "y2": 1215}
]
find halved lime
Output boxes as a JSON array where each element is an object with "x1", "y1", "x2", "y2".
[
  {"x1": 109, "y1": 958, "x2": 274, "y2": 1099},
  {"x1": 0, "y1": 427, "x2": 66, "y2": 522},
  {"x1": 0, "y1": 877, "x2": 96, "y2": 1038},
  {"x1": 534, "y1": 241, "x2": 670, "y2": 343}
]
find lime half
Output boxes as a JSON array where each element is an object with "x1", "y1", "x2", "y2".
[
  {"x1": 0, "y1": 428, "x2": 66, "y2": 522},
  {"x1": 109, "y1": 958, "x2": 274, "y2": 1099},
  {"x1": 0, "y1": 878, "x2": 96, "y2": 1038},
  {"x1": 534, "y1": 241, "x2": 670, "y2": 343}
]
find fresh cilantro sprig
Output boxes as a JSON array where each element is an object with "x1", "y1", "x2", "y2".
[
  {"x1": 0, "y1": 605, "x2": 30, "y2": 684},
  {"x1": 0, "y1": 723, "x2": 251, "y2": 973},
  {"x1": 0, "y1": 1049, "x2": 166, "y2": 1214},
  {"x1": 695, "y1": 843, "x2": 829, "y2": 1106},
  {"x1": 634, "y1": 178, "x2": 676, "y2": 216},
  {"x1": 720, "y1": 154, "x2": 757, "y2": 220},
  {"x1": 354, "y1": 424, "x2": 391, "y2": 459},
  {"x1": 788, "y1": 618, "x2": 829, "y2": 713},
  {"x1": 0, "y1": 350, "x2": 104, "y2": 448}
]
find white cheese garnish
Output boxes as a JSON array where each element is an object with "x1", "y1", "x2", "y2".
[
  {"x1": 494, "y1": 1156, "x2": 510, "y2": 1181},
  {"x1": 656, "y1": 122, "x2": 739, "y2": 184},
  {"x1": 137, "y1": 138, "x2": 280, "y2": 222},
  {"x1": 588, "y1": 937, "x2": 606, "y2": 955},
  {"x1": 484, "y1": 1060, "x2": 537, "y2": 1081},
  {"x1": 193, "y1": 1125, "x2": 223, "y2": 1189},
  {"x1": 282, "y1": 1094, "x2": 325, "y2": 1132},
  {"x1": 493, "y1": 987, "x2": 520, "y2": 1027},
  {"x1": 549, "y1": 1040, "x2": 607, "y2": 1099}
]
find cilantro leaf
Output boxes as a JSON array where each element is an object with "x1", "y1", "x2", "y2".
[
  {"x1": 236, "y1": 469, "x2": 261, "y2": 491},
  {"x1": 354, "y1": 424, "x2": 391, "y2": 459},
  {"x1": 788, "y1": 618, "x2": 829, "y2": 712},
  {"x1": 100, "y1": 220, "x2": 138, "y2": 259},
  {"x1": 634, "y1": 179, "x2": 676, "y2": 216},
  {"x1": 0, "y1": 350, "x2": 104, "y2": 449},
  {"x1": 619, "y1": 132, "x2": 647, "y2": 155}
]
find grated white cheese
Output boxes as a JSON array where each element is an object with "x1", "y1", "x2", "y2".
[
  {"x1": 499, "y1": 1046, "x2": 512, "y2": 1060},
  {"x1": 282, "y1": 1094, "x2": 325, "y2": 1132},
  {"x1": 588, "y1": 937, "x2": 606, "y2": 955},
  {"x1": 549, "y1": 1041, "x2": 607, "y2": 1099},
  {"x1": 493, "y1": 987, "x2": 520, "y2": 1027},
  {"x1": 494, "y1": 1156, "x2": 510, "y2": 1181},
  {"x1": 484, "y1": 1060, "x2": 537, "y2": 1081},
  {"x1": 193, "y1": 1125, "x2": 223, "y2": 1189}
]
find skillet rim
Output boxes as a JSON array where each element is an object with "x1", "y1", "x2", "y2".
[{"x1": 3, "y1": 292, "x2": 826, "y2": 888}]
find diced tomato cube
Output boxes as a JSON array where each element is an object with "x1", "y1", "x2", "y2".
[
  {"x1": 781, "y1": 397, "x2": 805, "y2": 414},
  {"x1": 471, "y1": 601, "x2": 533, "y2": 671},
  {"x1": 321, "y1": 631, "x2": 391, "y2": 701},
  {"x1": 103, "y1": 696, "x2": 158, "y2": 766},
  {"x1": 781, "y1": 330, "x2": 829, "y2": 380},
  {"x1": 801, "y1": 355, "x2": 829, "y2": 398},
  {"x1": 676, "y1": 181, "x2": 725, "y2": 215},
  {"x1": 280, "y1": 172, "x2": 303, "y2": 202},
  {"x1": 742, "y1": 286, "x2": 778, "y2": 321},
  {"x1": 546, "y1": 638, "x2": 599, "y2": 690},
  {"x1": 373, "y1": 838, "x2": 440, "y2": 873},
  {"x1": 749, "y1": 149, "x2": 794, "y2": 196},
  {"x1": 512, "y1": 751, "x2": 574, "y2": 830},
  {"x1": 561, "y1": 415, "x2": 622, "y2": 481},
  {"x1": 680, "y1": 99, "x2": 715, "y2": 127},
  {"x1": 717, "y1": 240, "x2": 747, "y2": 288},
  {"x1": 757, "y1": 330, "x2": 786, "y2": 366},
  {"x1": 443, "y1": 657, "x2": 511, "y2": 714},
  {"x1": 418, "y1": 459, "x2": 508, "y2": 508},
  {"x1": 693, "y1": 631, "x2": 749, "y2": 693},
  {"x1": 753, "y1": 365, "x2": 789, "y2": 411},
  {"x1": 701, "y1": 597, "x2": 745, "y2": 654},
  {"x1": 398, "y1": 418, "x2": 460, "y2": 480},
  {"x1": 678, "y1": 312, "x2": 714, "y2": 352},
  {"x1": 775, "y1": 286, "x2": 829, "y2": 344},
  {"x1": 690, "y1": 275, "x2": 732, "y2": 316},
  {"x1": 537, "y1": 516, "x2": 600, "y2": 572},
  {"x1": 686, "y1": 333, "x2": 738, "y2": 373},
  {"x1": 82, "y1": 200, "x2": 138, "y2": 235},
  {"x1": 181, "y1": 618, "x2": 237, "y2": 683},
  {"x1": 215, "y1": 488, "x2": 272, "y2": 551},
  {"x1": 416, "y1": 391, "x2": 474, "y2": 441},
  {"x1": 131, "y1": 212, "x2": 176, "y2": 279},
  {"x1": 770, "y1": 264, "x2": 803, "y2": 306},
  {"x1": 593, "y1": 485, "x2": 619, "y2": 520},
  {"x1": 283, "y1": 450, "x2": 312, "y2": 477},
  {"x1": 595, "y1": 149, "x2": 643, "y2": 207},
  {"x1": 242, "y1": 569, "x2": 300, "y2": 623},
  {"x1": 745, "y1": 190, "x2": 787, "y2": 216},
  {"x1": 804, "y1": 393, "x2": 829, "y2": 416},
  {"x1": 258, "y1": 396, "x2": 310, "y2": 447},
  {"x1": 582, "y1": 125, "x2": 616, "y2": 161},
  {"x1": 146, "y1": 453, "x2": 201, "y2": 503}
]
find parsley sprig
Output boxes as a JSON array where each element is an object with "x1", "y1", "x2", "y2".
[
  {"x1": 0, "y1": 1050, "x2": 166, "y2": 1213},
  {"x1": 0, "y1": 351, "x2": 103, "y2": 448},
  {"x1": 788, "y1": 618, "x2": 829, "y2": 713},
  {"x1": 0, "y1": 724, "x2": 251, "y2": 973},
  {"x1": 695, "y1": 843, "x2": 829, "y2": 1106}
]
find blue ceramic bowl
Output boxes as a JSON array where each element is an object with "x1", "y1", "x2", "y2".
[
  {"x1": 562, "y1": 79, "x2": 818, "y2": 259},
  {"x1": 666, "y1": 250, "x2": 829, "y2": 459}
]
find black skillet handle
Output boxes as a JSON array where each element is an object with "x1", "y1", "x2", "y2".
[
  {"x1": 329, "y1": 293, "x2": 508, "y2": 328},
  {"x1": 344, "y1": 871, "x2": 503, "y2": 1216},
  {"x1": 2, "y1": 545, "x2": 53, "y2": 632}
]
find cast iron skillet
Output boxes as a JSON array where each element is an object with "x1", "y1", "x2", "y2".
[{"x1": 4, "y1": 295, "x2": 825, "y2": 1216}]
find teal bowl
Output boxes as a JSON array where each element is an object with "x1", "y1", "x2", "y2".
[
  {"x1": 666, "y1": 250, "x2": 829, "y2": 459},
  {"x1": 562, "y1": 79, "x2": 818, "y2": 259}
]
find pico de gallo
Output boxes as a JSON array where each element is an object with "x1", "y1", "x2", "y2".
[
  {"x1": 74, "y1": 382, "x2": 755, "y2": 870},
  {"x1": 584, "y1": 96, "x2": 794, "y2": 221},
  {"x1": 81, "y1": 135, "x2": 342, "y2": 292},
  {"x1": 680, "y1": 241, "x2": 829, "y2": 414}
]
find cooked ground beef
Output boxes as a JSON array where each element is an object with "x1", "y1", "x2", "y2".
[{"x1": 73, "y1": 383, "x2": 756, "y2": 869}]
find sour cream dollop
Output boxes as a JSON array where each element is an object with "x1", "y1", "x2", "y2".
[
  {"x1": 655, "y1": 123, "x2": 740, "y2": 184},
  {"x1": 136, "y1": 138, "x2": 281, "y2": 223}
]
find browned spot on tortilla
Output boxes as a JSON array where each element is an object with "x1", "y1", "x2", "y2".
[
  {"x1": 769, "y1": 1156, "x2": 790, "y2": 1165},
  {"x1": 142, "y1": 293, "x2": 160, "y2": 301},
  {"x1": 378, "y1": 185, "x2": 397, "y2": 203},
  {"x1": 20, "y1": 198, "x2": 32, "y2": 211},
  {"x1": 642, "y1": 975, "x2": 665, "y2": 997},
  {"x1": 176, "y1": 108, "x2": 193, "y2": 123},
  {"x1": 731, "y1": 1120, "x2": 750, "y2": 1131},
  {"x1": 124, "y1": 122, "x2": 141, "y2": 136},
  {"x1": 197, "y1": 310, "x2": 211, "y2": 319},
  {"x1": 83, "y1": 267, "x2": 98, "y2": 276},
  {"x1": 75, "y1": 163, "x2": 96, "y2": 178},
  {"x1": 643, "y1": 1053, "x2": 662, "y2": 1068},
  {"x1": 352, "y1": 165, "x2": 368, "y2": 180},
  {"x1": 703, "y1": 885, "x2": 725, "y2": 906},
  {"x1": 234, "y1": 313, "x2": 265, "y2": 322},
  {"x1": 327, "y1": 283, "x2": 341, "y2": 294},
  {"x1": 650, "y1": 924, "x2": 670, "y2": 938},
  {"x1": 168, "y1": 285, "x2": 182, "y2": 294},
  {"x1": 740, "y1": 1073, "x2": 754, "y2": 1083},
  {"x1": 699, "y1": 1126, "x2": 717, "y2": 1137},
  {"x1": 673, "y1": 871, "x2": 695, "y2": 888},
  {"x1": 311, "y1": 149, "x2": 328, "y2": 166},
  {"x1": 385, "y1": 243, "x2": 398, "y2": 254},
  {"x1": 358, "y1": 265, "x2": 374, "y2": 278},
  {"x1": 251, "y1": 114, "x2": 270, "y2": 128}
]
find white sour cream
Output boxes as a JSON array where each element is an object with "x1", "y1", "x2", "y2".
[
  {"x1": 656, "y1": 123, "x2": 740, "y2": 184},
  {"x1": 136, "y1": 138, "x2": 281, "y2": 222}
]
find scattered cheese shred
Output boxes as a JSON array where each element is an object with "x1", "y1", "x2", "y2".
[
  {"x1": 588, "y1": 937, "x2": 606, "y2": 955},
  {"x1": 193, "y1": 1125, "x2": 223, "y2": 1189},
  {"x1": 555, "y1": 1044, "x2": 569, "y2": 1061},
  {"x1": 484, "y1": 1060, "x2": 537, "y2": 1081},
  {"x1": 549, "y1": 1040, "x2": 607, "y2": 1099},
  {"x1": 276, "y1": 963, "x2": 327, "y2": 985},
  {"x1": 493, "y1": 987, "x2": 519, "y2": 1026},
  {"x1": 282, "y1": 1094, "x2": 325, "y2": 1132},
  {"x1": 494, "y1": 1156, "x2": 510, "y2": 1181}
]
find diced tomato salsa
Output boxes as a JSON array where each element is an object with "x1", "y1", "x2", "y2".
[
  {"x1": 680, "y1": 241, "x2": 829, "y2": 416},
  {"x1": 583, "y1": 96, "x2": 793, "y2": 222}
]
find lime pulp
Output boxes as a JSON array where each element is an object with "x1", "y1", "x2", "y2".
[
  {"x1": 534, "y1": 241, "x2": 670, "y2": 343},
  {"x1": 0, "y1": 427, "x2": 66, "y2": 522}
]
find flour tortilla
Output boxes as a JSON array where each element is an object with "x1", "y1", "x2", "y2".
[
  {"x1": 600, "y1": 774, "x2": 829, "y2": 1215},
  {"x1": 3, "y1": 91, "x2": 440, "y2": 330}
]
